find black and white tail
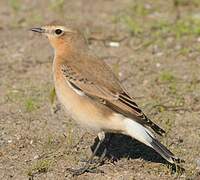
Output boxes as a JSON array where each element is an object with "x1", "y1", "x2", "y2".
[{"x1": 124, "y1": 118, "x2": 180, "y2": 164}]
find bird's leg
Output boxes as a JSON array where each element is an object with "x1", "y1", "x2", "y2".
[
  {"x1": 97, "y1": 145, "x2": 107, "y2": 163},
  {"x1": 67, "y1": 132, "x2": 106, "y2": 176},
  {"x1": 92, "y1": 132, "x2": 107, "y2": 164},
  {"x1": 88, "y1": 133, "x2": 117, "y2": 164},
  {"x1": 97, "y1": 133, "x2": 118, "y2": 164},
  {"x1": 80, "y1": 132, "x2": 110, "y2": 164}
]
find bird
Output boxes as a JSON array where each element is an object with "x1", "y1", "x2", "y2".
[{"x1": 31, "y1": 23, "x2": 180, "y2": 175}]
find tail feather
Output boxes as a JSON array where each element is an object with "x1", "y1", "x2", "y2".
[
  {"x1": 124, "y1": 118, "x2": 180, "y2": 164},
  {"x1": 148, "y1": 133, "x2": 180, "y2": 163}
]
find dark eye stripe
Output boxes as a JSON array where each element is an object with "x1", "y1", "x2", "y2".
[{"x1": 55, "y1": 29, "x2": 62, "y2": 35}]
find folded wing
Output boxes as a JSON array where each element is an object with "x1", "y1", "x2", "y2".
[{"x1": 61, "y1": 55, "x2": 165, "y2": 136}]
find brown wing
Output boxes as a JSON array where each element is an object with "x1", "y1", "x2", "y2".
[{"x1": 60, "y1": 54, "x2": 165, "y2": 135}]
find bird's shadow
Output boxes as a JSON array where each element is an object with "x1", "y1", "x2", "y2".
[{"x1": 90, "y1": 133, "x2": 184, "y2": 173}]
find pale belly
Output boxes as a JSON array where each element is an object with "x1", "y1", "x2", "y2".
[{"x1": 54, "y1": 78, "x2": 125, "y2": 133}]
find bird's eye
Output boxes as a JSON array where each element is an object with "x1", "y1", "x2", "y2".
[{"x1": 55, "y1": 29, "x2": 63, "y2": 35}]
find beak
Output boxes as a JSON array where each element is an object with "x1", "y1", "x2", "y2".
[{"x1": 31, "y1": 27, "x2": 45, "y2": 33}]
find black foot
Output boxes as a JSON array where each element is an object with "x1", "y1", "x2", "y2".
[
  {"x1": 67, "y1": 152, "x2": 106, "y2": 176},
  {"x1": 66, "y1": 133, "x2": 107, "y2": 176},
  {"x1": 66, "y1": 165, "x2": 103, "y2": 176}
]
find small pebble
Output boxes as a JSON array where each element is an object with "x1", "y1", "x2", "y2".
[
  {"x1": 118, "y1": 72, "x2": 122, "y2": 77},
  {"x1": 196, "y1": 158, "x2": 200, "y2": 168},
  {"x1": 156, "y1": 63, "x2": 161, "y2": 68},
  {"x1": 33, "y1": 155, "x2": 39, "y2": 159},
  {"x1": 108, "y1": 41, "x2": 120, "y2": 48},
  {"x1": 8, "y1": 140, "x2": 12, "y2": 143}
]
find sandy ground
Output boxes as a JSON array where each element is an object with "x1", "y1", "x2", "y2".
[{"x1": 0, "y1": 0, "x2": 200, "y2": 179}]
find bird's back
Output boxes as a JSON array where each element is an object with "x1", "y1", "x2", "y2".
[{"x1": 61, "y1": 51, "x2": 124, "y2": 94}]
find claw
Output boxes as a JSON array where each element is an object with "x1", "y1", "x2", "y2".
[{"x1": 67, "y1": 166, "x2": 103, "y2": 176}]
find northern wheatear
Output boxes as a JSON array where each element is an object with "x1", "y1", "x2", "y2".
[{"x1": 31, "y1": 24, "x2": 180, "y2": 175}]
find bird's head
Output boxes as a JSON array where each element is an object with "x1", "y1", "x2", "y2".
[{"x1": 31, "y1": 24, "x2": 86, "y2": 54}]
